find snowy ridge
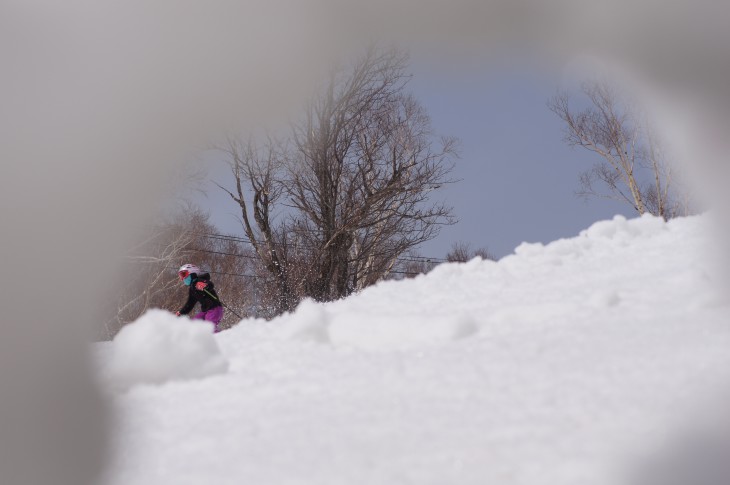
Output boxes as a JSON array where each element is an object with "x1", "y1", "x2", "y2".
[
  {"x1": 101, "y1": 214, "x2": 730, "y2": 485},
  {"x1": 248, "y1": 214, "x2": 718, "y2": 350}
]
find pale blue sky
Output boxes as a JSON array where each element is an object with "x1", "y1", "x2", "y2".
[{"x1": 194, "y1": 64, "x2": 634, "y2": 260}]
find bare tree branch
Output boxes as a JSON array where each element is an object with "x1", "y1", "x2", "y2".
[
  {"x1": 218, "y1": 47, "x2": 457, "y2": 309},
  {"x1": 549, "y1": 78, "x2": 692, "y2": 220}
]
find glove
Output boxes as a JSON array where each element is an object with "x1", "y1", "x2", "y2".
[
  {"x1": 175, "y1": 311, "x2": 181, "y2": 316},
  {"x1": 195, "y1": 281, "x2": 208, "y2": 291}
]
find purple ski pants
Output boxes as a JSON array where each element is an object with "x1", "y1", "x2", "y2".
[{"x1": 192, "y1": 306, "x2": 224, "y2": 333}]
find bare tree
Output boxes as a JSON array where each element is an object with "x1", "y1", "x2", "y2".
[
  {"x1": 219, "y1": 47, "x2": 457, "y2": 312},
  {"x1": 446, "y1": 241, "x2": 471, "y2": 263},
  {"x1": 549, "y1": 79, "x2": 691, "y2": 220},
  {"x1": 446, "y1": 241, "x2": 495, "y2": 263},
  {"x1": 290, "y1": 50, "x2": 456, "y2": 298},
  {"x1": 473, "y1": 247, "x2": 496, "y2": 261},
  {"x1": 217, "y1": 137, "x2": 298, "y2": 313}
]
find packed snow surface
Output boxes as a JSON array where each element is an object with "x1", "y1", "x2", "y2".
[{"x1": 99, "y1": 214, "x2": 730, "y2": 485}]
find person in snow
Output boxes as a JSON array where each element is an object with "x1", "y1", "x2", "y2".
[{"x1": 176, "y1": 264, "x2": 224, "y2": 332}]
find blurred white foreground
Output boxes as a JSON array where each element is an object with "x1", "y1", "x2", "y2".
[{"x1": 99, "y1": 214, "x2": 730, "y2": 485}]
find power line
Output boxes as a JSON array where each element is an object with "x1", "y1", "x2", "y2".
[
  {"x1": 159, "y1": 264, "x2": 421, "y2": 281},
  {"x1": 191, "y1": 231, "x2": 450, "y2": 264},
  {"x1": 185, "y1": 247, "x2": 260, "y2": 260},
  {"x1": 183, "y1": 246, "x2": 442, "y2": 269}
]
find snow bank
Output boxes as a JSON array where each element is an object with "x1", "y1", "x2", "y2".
[{"x1": 106, "y1": 310, "x2": 228, "y2": 391}]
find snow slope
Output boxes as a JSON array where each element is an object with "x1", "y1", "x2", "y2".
[{"x1": 98, "y1": 214, "x2": 730, "y2": 485}]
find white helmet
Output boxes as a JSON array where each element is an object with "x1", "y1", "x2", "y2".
[{"x1": 178, "y1": 264, "x2": 200, "y2": 276}]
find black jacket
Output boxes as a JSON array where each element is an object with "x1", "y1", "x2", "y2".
[{"x1": 179, "y1": 273, "x2": 222, "y2": 315}]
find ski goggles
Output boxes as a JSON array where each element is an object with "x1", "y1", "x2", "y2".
[{"x1": 178, "y1": 270, "x2": 190, "y2": 280}]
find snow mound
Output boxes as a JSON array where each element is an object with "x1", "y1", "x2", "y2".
[
  {"x1": 273, "y1": 299, "x2": 331, "y2": 343},
  {"x1": 267, "y1": 214, "x2": 716, "y2": 352},
  {"x1": 107, "y1": 309, "x2": 228, "y2": 391},
  {"x1": 270, "y1": 296, "x2": 479, "y2": 351},
  {"x1": 328, "y1": 312, "x2": 478, "y2": 350}
]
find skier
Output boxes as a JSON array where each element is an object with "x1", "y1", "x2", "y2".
[{"x1": 176, "y1": 264, "x2": 224, "y2": 333}]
